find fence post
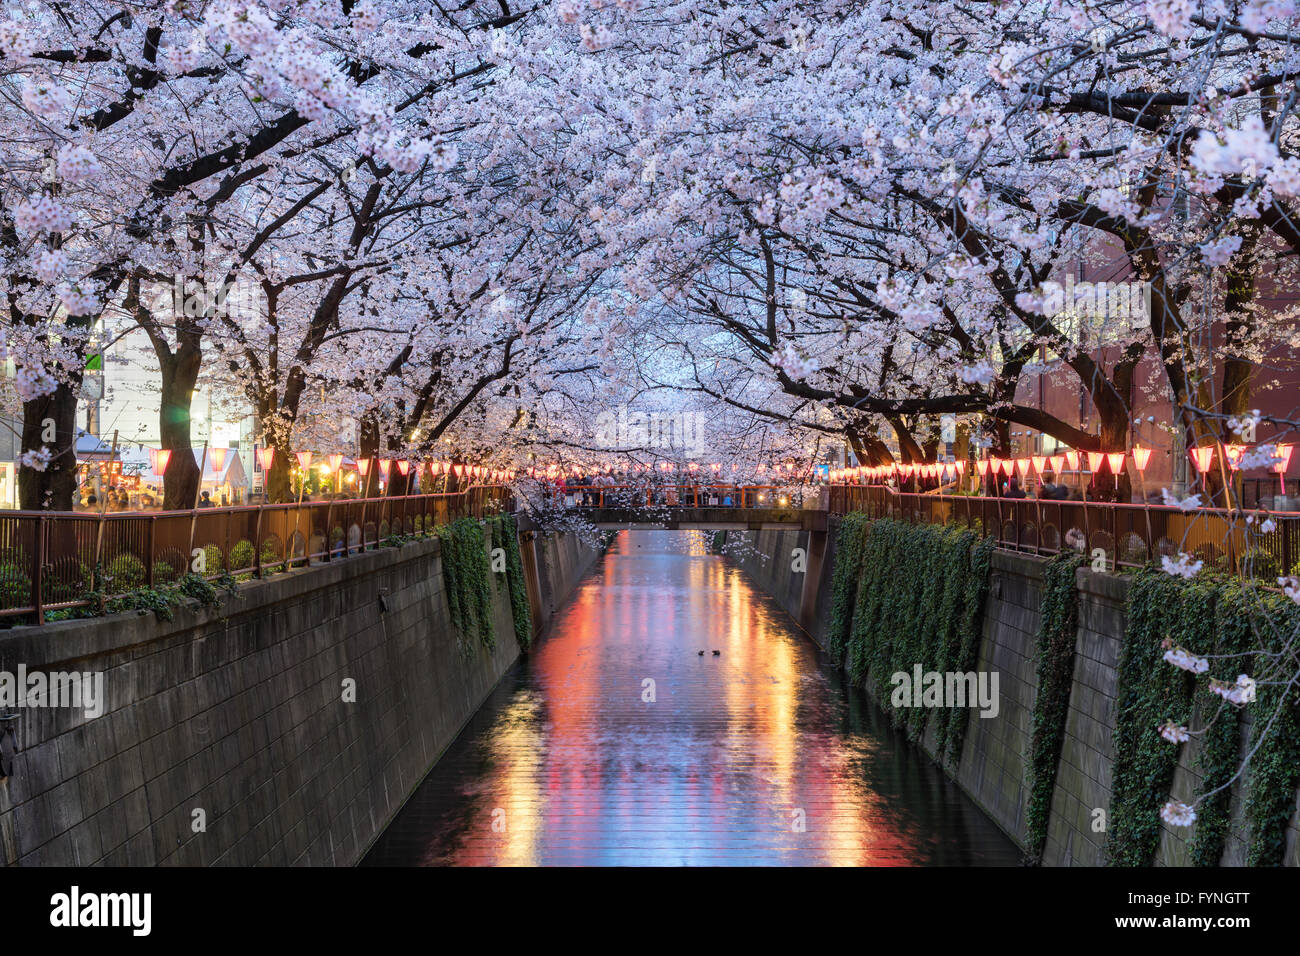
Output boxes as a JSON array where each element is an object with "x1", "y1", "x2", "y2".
[
  {"x1": 1283, "y1": 518, "x2": 1294, "y2": 579},
  {"x1": 33, "y1": 515, "x2": 45, "y2": 626},
  {"x1": 1110, "y1": 504, "x2": 1119, "y2": 573},
  {"x1": 253, "y1": 502, "x2": 264, "y2": 578},
  {"x1": 146, "y1": 516, "x2": 156, "y2": 589}
]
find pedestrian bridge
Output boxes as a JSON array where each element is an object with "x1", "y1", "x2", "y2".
[
  {"x1": 557, "y1": 505, "x2": 826, "y2": 531},
  {"x1": 531, "y1": 483, "x2": 827, "y2": 530}
]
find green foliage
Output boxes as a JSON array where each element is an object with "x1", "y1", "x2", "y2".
[
  {"x1": 1025, "y1": 551, "x2": 1085, "y2": 863},
  {"x1": 1242, "y1": 589, "x2": 1300, "y2": 865},
  {"x1": 104, "y1": 571, "x2": 237, "y2": 622},
  {"x1": 0, "y1": 560, "x2": 32, "y2": 609},
  {"x1": 839, "y1": 516, "x2": 993, "y2": 758},
  {"x1": 827, "y1": 512, "x2": 870, "y2": 662},
  {"x1": 201, "y1": 543, "x2": 224, "y2": 574},
  {"x1": 1108, "y1": 568, "x2": 1217, "y2": 865},
  {"x1": 1109, "y1": 567, "x2": 1300, "y2": 866},
  {"x1": 229, "y1": 539, "x2": 255, "y2": 571},
  {"x1": 437, "y1": 517, "x2": 495, "y2": 651},
  {"x1": 1187, "y1": 578, "x2": 1253, "y2": 866},
  {"x1": 104, "y1": 552, "x2": 147, "y2": 591},
  {"x1": 490, "y1": 514, "x2": 533, "y2": 649},
  {"x1": 940, "y1": 536, "x2": 996, "y2": 767}
]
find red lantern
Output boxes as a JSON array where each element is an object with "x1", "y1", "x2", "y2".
[
  {"x1": 379, "y1": 458, "x2": 392, "y2": 478},
  {"x1": 295, "y1": 451, "x2": 313, "y2": 469},
  {"x1": 1274, "y1": 443, "x2": 1293, "y2": 491},
  {"x1": 208, "y1": 447, "x2": 228, "y2": 472},
  {"x1": 976, "y1": 459, "x2": 990, "y2": 476},
  {"x1": 1107, "y1": 451, "x2": 1125, "y2": 474},
  {"x1": 1049, "y1": 454, "x2": 1065, "y2": 474},
  {"x1": 357, "y1": 458, "x2": 371, "y2": 477},
  {"x1": 397, "y1": 460, "x2": 411, "y2": 476},
  {"x1": 328, "y1": 453, "x2": 343, "y2": 472},
  {"x1": 1064, "y1": 450, "x2": 1080, "y2": 470},
  {"x1": 255, "y1": 447, "x2": 274, "y2": 471},
  {"x1": 1132, "y1": 446, "x2": 1152, "y2": 472},
  {"x1": 1224, "y1": 444, "x2": 1244, "y2": 470},
  {"x1": 1189, "y1": 446, "x2": 1214, "y2": 474},
  {"x1": 1086, "y1": 451, "x2": 1104, "y2": 473},
  {"x1": 155, "y1": 448, "x2": 173, "y2": 475}
]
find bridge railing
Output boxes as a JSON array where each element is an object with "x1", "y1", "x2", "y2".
[
  {"x1": 828, "y1": 484, "x2": 1300, "y2": 579},
  {"x1": 0, "y1": 486, "x2": 513, "y2": 624},
  {"x1": 551, "y1": 483, "x2": 800, "y2": 509}
]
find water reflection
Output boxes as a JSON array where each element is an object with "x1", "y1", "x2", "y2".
[{"x1": 363, "y1": 531, "x2": 1019, "y2": 866}]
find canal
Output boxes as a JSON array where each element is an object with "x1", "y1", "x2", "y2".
[{"x1": 362, "y1": 530, "x2": 1020, "y2": 865}]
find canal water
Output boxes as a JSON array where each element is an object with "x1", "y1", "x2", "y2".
[{"x1": 362, "y1": 530, "x2": 1020, "y2": 866}]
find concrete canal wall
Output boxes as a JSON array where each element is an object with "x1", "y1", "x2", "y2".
[
  {"x1": 0, "y1": 529, "x2": 600, "y2": 866},
  {"x1": 718, "y1": 522, "x2": 1300, "y2": 867}
]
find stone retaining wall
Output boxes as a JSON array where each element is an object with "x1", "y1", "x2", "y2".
[{"x1": 0, "y1": 528, "x2": 599, "y2": 866}]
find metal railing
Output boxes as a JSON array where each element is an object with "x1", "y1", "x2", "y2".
[
  {"x1": 828, "y1": 485, "x2": 1300, "y2": 579},
  {"x1": 0, "y1": 486, "x2": 513, "y2": 624},
  {"x1": 552, "y1": 483, "x2": 801, "y2": 509}
]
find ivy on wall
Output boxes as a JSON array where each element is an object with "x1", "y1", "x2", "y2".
[
  {"x1": 1025, "y1": 550, "x2": 1085, "y2": 863},
  {"x1": 490, "y1": 514, "x2": 534, "y2": 650},
  {"x1": 1108, "y1": 568, "x2": 1300, "y2": 867},
  {"x1": 1108, "y1": 568, "x2": 1216, "y2": 865},
  {"x1": 827, "y1": 513, "x2": 870, "y2": 663},
  {"x1": 940, "y1": 536, "x2": 996, "y2": 767},
  {"x1": 437, "y1": 517, "x2": 495, "y2": 652},
  {"x1": 839, "y1": 517, "x2": 993, "y2": 759},
  {"x1": 1187, "y1": 578, "x2": 1253, "y2": 866},
  {"x1": 1241, "y1": 587, "x2": 1300, "y2": 865}
]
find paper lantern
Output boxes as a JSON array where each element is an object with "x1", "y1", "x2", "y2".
[
  {"x1": 1049, "y1": 454, "x2": 1065, "y2": 474},
  {"x1": 155, "y1": 448, "x2": 172, "y2": 475},
  {"x1": 1015, "y1": 458, "x2": 1030, "y2": 479},
  {"x1": 379, "y1": 458, "x2": 393, "y2": 478},
  {"x1": 256, "y1": 447, "x2": 275, "y2": 471},
  {"x1": 357, "y1": 458, "x2": 371, "y2": 477},
  {"x1": 1107, "y1": 451, "x2": 1125, "y2": 474},
  {"x1": 295, "y1": 451, "x2": 313, "y2": 469},
  {"x1": 1223, "y1": 444, "x2": 1244, "y2": 470},
  {"x1": 208, "y1": 447, "x2": 228, "y2": 472},
  {"x1": 326, "y1": 453, "x2": 343, "y2": 472},
  {"x1": 976, "y1": 459, "x2": 990, "y2": 476},
  {"x1": 1132, "y1": 446, "x2": 1152, "y2": 471},
  {"x1": 397, "y1": 460, "x2": 411, "y2": 476},
  {"x1": 953, "y1": 459, "x2": 966, "y2": 475},
  {"x1": 1064, "y1": 450, "x2": 1080, "y2": 470},
  {"x1": 1189, "y1": 446, "x2": 1214, "y2": 473},
  {"x1": 1274, "y1": 443, "x2": 1294, "y2": 474},
  {"x1": 1086, "y1": 451, "x2": 1104, "y2": 472},
  {"x1": 1031, "y1": 456, "x2": 1046, "y2": 475}
]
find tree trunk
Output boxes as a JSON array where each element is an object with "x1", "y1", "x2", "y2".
[
  {"x1": 265, "y1": 447, "x2": 292, "y2": 503},
  {"x1": 158, "y1": 353, "x2": 202, "y2": 510},
  {"x1": 357, "y1": 413, "x2": 382, "y2": 498},
  {"x1": 19, "y1": 381, "x2": 80, "y2": 511}
]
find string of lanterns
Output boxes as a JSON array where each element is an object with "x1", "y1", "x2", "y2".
[
  {"x1": 273, "y1": 451, "x2": 516, "y2": 484},
  {"x1": 521, "y1": 461, "x2": 819, "y2": 481},
  {"x1": 830, "y1": 441, "x2": 1294, "y2": 489}
]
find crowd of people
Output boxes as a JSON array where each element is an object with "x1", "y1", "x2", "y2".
[{"x1": 552, "y1": 472, "x2": 803, "y2": 508}]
